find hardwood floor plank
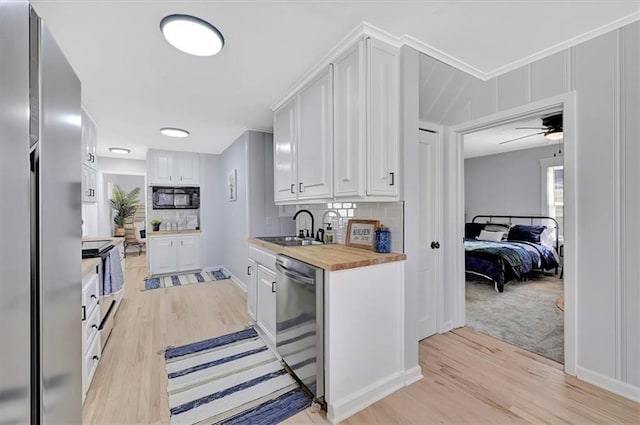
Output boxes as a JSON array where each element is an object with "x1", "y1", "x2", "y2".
[{"x1": 83, "y1": 255, "x2": 640, "y2": 425}]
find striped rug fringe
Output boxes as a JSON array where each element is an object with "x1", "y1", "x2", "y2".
[
  {"x1": 164, "y1": 327, "x2": 310, "y2": 425},
  {"x1": 144, "y1": 269, "x2": 229, "y2": 291}
]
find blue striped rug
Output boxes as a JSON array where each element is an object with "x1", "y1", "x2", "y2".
[
  {"x1": 144, "y1": 270, "x2": 229, "y2": 291},
  {"x1": 164, "y1": 327, "x2": 311, "y2": 425}
]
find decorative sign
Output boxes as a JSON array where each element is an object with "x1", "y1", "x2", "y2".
[
  {"x1": 345, "y1": 219, "x2": 380, "y2": 251},
  {"x1": 228, "y1": 169, "x2": 237, "y2": 201}
]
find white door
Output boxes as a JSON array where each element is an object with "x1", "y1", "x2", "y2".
[
  {"x1": 418, "y1": 128, "x2": 442, "y2": 340},
  {"x1": 273, "y1": 98, "x2": 298, "y2": 203},
  {"x1": 366, "y1": 37, "x2": 399, "y2": 197},
  {"x1": 148, "y1": 151, "x2": 174, "y2": 186},
  {"x1": 149, "y1": 237, "x2": 178, "y2": 275},
  {"x1": 297, "y1": 67, "x2": 333, "y2": 200},
  {"x1": 333, "y1": 41, "x2": 365, "y2": 198},
  {"x1": 175, "y1": 153, "x2": 199, "y2": 185},
  {"x1": 247, "y1": 258, "x2": 258, "y2": 320},
  {"x1": 256, "y1": 265, "x2": 277, "y2": 344},
  {"x1": 177, "y1": 236, "x2": 201, "y2": 272}
]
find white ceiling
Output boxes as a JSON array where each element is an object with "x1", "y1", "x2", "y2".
[
  {"x1": 31, "y1": 1, "x2": 639, "y2": 160},
  {"x1": 463, "y1": 114, "x2": 562, "y2": 159}
]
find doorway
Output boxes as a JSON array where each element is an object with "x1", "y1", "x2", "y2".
[{"x1": 447, "y1": 93, "x2": 576, "y2": 374}]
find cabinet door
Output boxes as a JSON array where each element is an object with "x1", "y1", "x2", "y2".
[
  {"x1": 177, "y1": 235, "x2": 201, "y2": 272},
  {"x1": 148, "y1": 150, "x2": 174, "y2": 186},
  {"x1": 176, "y1": 153, "x2": 199, "y2": 185},
  {"x1": 247, "y1": 258, "x2": 258, "y2": 320},
  {"x1": 81, "y1": 165, "x2": 97, "y2": 203},
  {"x1": 149, "y1": 237, "x2": 178, "y2": 275},
  {"x1": 333, "y1": 41, "x2": 365, "y2": 198},
  {"x1": 366, "y1": 37, "x2": 399, "y2": 197},
  {"x1": 81, "y1": 110, "x2": 97, "y2": 168},
  {"x1": 273, "y1": 98, "x2": 297, "y2": 203},
  {"x1": 297, "y1": 67, "x2": 333, "y2": 200},
  {"x1": 256, "y1": 266, "x2": 276, "y2": 344}
]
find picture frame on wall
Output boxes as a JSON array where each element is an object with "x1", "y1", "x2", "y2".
[
  {"x1": 228, "y1": 169, "x2": 237, "y2": 201},
  {"x1": 345, "y1": 219, "x2": 380, "y2": 251}
]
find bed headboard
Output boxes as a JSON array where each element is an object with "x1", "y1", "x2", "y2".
[{"x1": 471, "y1": 214, "x2": 560, "y2": 254}]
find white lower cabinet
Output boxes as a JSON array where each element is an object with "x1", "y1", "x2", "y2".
[
  {"x1": 256, "y1": 265, "x2": 277, "y2": 344},
  {"x1": 148, "y1": 234, "x2": 202, "y2": 275},
  {"x1": 82, "y1": 265, "x2": 101, "y2": 402},
  {"x1": 247, "y1": 258, "x2": 258, "y2": 320}
]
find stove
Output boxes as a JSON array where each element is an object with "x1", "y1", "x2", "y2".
[{"x1": 82, "y1": 240, "x2": 114, "y2": 258}]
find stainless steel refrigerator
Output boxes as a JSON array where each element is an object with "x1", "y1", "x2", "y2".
[{"x1": 0, "y1": 2, "x2": 82, "y2": 424}]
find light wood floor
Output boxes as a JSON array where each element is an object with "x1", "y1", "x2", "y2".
[{"x1": 83, "y1": 254, "x2": 640, "y2": 425}]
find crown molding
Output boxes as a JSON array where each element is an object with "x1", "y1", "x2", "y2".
[{"x1": 271, "y1": 12, "x2": 640, "y2": 110}]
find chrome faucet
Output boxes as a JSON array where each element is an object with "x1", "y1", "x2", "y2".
[{"x1": 293, "y1": 209, "x2": 315, "y2": 239}]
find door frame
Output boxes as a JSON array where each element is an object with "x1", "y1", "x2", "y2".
[
  {"x1": 446, "y1": 92, "x2": 577, "y2": 375},
  {"x1": 418, "y1": 121, "x2": 446, "y2": 336}
]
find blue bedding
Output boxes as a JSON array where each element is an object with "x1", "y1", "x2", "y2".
[{"x1": 464, "y1": 239, "x2": 559, "y2": 291}]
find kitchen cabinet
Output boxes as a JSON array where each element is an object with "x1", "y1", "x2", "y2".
[
  {"x1": 81, "y1": 164, "x2": 97, "y2": 203},
  {"x1": 256, "y1": 265, "x2": 277, "y2": 344},
  {"x1": 273, "y1": 35, "x2": 399, "y2": 204},
  {"x1": 81, "y1": 109, "x2": 97, "y2": 169},
  {"x1": 247, "y1": 258, "x2": 257, "y2": 320},
  {"x1": 81, "y1": 262, "x2": 100, "y2": 402},
  {"x1": 148, "y1": 233, "x2": 201, "y2": 275},
  {"x1": 148, "y1": 149, "x2": 199, "y2": 186},
  {"x1": 366, "y1": 37, "x2": 399, "y2": 197},
  {"x1": 273, "y1": 68, "x2": 333, "y2": 203}
]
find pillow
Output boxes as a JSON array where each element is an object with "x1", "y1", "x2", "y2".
[
  {"x1": 507, "y1": 224, "x2": 546, "y2": 244},
  {"x1": 477, "y1": 230, "x2": 504, "y2": 242},
  {"x1": 483, "y1": 223, "x2": 511, "y2": 239},
  {"x1": 465, "y1": 223, "x2": 486, "y2": 239},
  {"x1": 540, "y1": 226, "x2": 555, "y2": 248}
]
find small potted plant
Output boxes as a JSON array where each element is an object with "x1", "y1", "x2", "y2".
[
  {"x1": 110, "y1": 185, "x2": 140, "y2": 237},
  {"x1": 150, "y1": 219, "x2": 162, "y2": 232}
]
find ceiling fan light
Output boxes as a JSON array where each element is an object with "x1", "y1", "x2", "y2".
[
  {"x1": 545, "y1": 131, "x2": 563, "y2": 141},
  {"x1": 160, "y1": 14, "x2": 224, "y2": 56}
]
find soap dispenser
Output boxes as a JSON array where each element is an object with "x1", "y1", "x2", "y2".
[{"x1": 324, "y1": 222, "x2": 334, "y2": 244}]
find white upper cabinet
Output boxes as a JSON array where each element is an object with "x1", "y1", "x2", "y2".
[
  {"x1": 297, "y1": 67, "x2": 333, "y2": 200},
  {"x1": 333, "y1": 41, "x2": 366, "y2": 198},
  {"x1": 81, "y1": 109, "x2": 97, "y2": 169},
  {"x1": 273, "y1": 98, "x2": 298, "y2": 203},
  {"x1": 272, "y1": 35, "x2": 399, "y2": 204},
  {"x1": 148, "y1": 150, "x2": 199, "y2": 186},
  {"x1": 366, "y1": 37, "x2": 399, "y2": 197}
]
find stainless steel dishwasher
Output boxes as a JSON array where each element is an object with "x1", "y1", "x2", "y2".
[{"x1": 275, "y1": 254, "x2": 325, "y2": 408}]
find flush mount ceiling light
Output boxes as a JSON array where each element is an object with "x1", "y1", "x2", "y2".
[
  {"x1": 109, "y1": 147, "x2": 131, "y2": 154},
  {"x1": 544, "y1": 130, "x2": 563, "y2": 141},
  {"x1": 160, "y1": 127, "x2": 190, "y2": 138},
  {"x1": 160, "y1": 14, "x2": 224, "y2": 56}
]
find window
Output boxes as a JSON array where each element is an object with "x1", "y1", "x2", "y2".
[{"x1": 540, "y1": 158, "x2": 564, "y2": 242}]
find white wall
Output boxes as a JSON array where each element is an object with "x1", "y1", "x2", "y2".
[
  {"x1": 417, "y1": 21, "x2": 640, "y2": 391},
  {"x1": 98, "y1": 156, "x2": 146, "y2": 175},
  {"x1": 464, "y1": 145, "x2": 557, "y2": 221}
]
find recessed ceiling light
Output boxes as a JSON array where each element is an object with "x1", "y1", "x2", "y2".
[
  {"x1": 160, "y1": 127, "x2": 190, "y2": 138},
  {"x1": 160, "y1": 14, "x2": 224, "y2": 56},
  {"x1": 109, "y1": 147, "x2": 131, "y2": 154}
]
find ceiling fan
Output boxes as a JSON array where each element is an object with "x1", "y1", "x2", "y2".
[{"x1": 499, "y1": 113, "x2": 563, "y2": 145}]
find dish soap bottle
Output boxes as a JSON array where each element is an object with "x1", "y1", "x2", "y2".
[
  {"x1": 375, "y1": 224, "x2": 391, "y2": 253},
  {"x1": 324, "y1": 223, "x2": 334, "y2": 244}
]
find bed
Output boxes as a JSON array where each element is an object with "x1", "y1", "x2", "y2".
[{"x1": 464, "y1": 215, "x2": 560, "y2": 292}]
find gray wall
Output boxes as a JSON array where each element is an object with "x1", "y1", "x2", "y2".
[
  {"x1": 419, "y1": 21, "x2": 639, "y2": 388},
  {"x1": 200, "y1": 153, "x2": 224, "y2": 269},
  {"x1": 464, "y1": 145, "x2": 557, "y2": 221}
]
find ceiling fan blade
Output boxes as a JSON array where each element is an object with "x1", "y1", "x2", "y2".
[
  {"x1": 515, "y1": 127, "x2": 546, "y2": 130},
  {"x1": 499, "y1": 131, "x2": 545, "y2": 145}
]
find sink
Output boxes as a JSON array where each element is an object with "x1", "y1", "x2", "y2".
[{"x1": 256, "y1": 236, "x2": 323, "y2": 247}]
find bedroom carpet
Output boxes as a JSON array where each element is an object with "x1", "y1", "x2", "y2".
[{"x1": 466, "y1": 275, "x2": 564, "y2": 363}]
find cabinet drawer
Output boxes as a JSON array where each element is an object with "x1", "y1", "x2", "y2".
[
  {"x1": 249, "y1": 246, "x2": 276, "y2": 272},
  {"x1": 82, "y1": 273, "x2": 100, "y2": 316},
  {"x1": 82, "y1": 304, "x2": 100, "y2": 355},
  {"x1": 83, "y1": 333, "x2": 101, "y2": 395}
]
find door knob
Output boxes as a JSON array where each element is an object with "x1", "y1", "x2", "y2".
[{"x1": 430, "y1": 241, "x2": 440, "y2": 249}]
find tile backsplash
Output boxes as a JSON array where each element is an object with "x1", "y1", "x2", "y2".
[{"x1": 294, "y1": 201, "x2": 404, "y2": 253}]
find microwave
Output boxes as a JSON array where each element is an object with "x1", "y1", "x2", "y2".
[{"x1": 152, "y1": 186, "x2": 200, "y2": 209}]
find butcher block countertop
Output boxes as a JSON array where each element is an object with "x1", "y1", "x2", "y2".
[
  {"x1": 248, "y1": 238, "x2": 406, "y2": 271},
  {"x1": 148, "y1": 229, "x2": 201, "y2": 236}
]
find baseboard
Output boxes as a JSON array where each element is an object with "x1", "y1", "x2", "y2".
[
  {"x1": 327, "y1": 372, "x2": 405, "y2": 425},
  {"x1": 576, "y1": 366, "x2": 640, "y2": 403},
  {"x1": 439, "y1": 320, "x2": 454, "y2": 334},
  {"x1": 403, "y1": 365, "x2": 424, "y2": 386},
  {"x1": 202, "y1": 266, "x2": 247, "y2": 292}
]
